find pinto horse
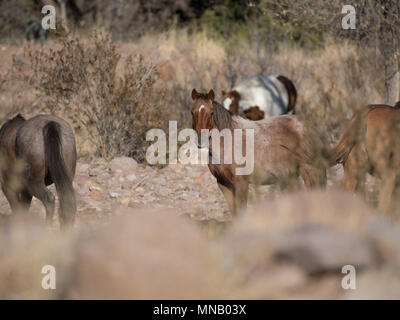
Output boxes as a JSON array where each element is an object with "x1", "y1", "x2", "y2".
[
  {"x1": 332, "y1": 102, "x2": 400, "y2": 214},
  {"x1": 191, "y1": 89, "x2": 326, "y2": 216},
  {"x1": 0, "y1": 114, "x2": 77, "y2": 229},
  {"x1": 222, "y1": 75, "x2": 297, "y2": 121}
]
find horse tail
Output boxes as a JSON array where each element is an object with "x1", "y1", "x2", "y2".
[
  {"x1": 43, "y1": 121, "x2": 76, "y2": 229},
  {"x1": 277, "y1": 75, "x2": 297, "y2": 114},
  {"x1": 331, "y1": 108, "x2": 370, "y2": 166}
]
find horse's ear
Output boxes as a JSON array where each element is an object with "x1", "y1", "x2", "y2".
[
  {"x1": 232, "y1": 90, "x2": 240, "y2": 100},
  {"x1": 191, "y1": 88, "x2": 199, "y2": 101},
  {"x1": 208, "y1": 89, "x2": 215, "y2": 101}
]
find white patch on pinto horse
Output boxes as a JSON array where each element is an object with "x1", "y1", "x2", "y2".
[
  {"x1": 199, "y1": 105, "x2": 205, "y2": 112},
  {"x1": 233, "y1": 75, "x2": 289, "y2": 118},
  {"x1": 223, "y1": 98, "x2": 232, "y2": 110}
]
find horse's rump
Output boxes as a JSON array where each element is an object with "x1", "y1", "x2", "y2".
[
  {"x1": 332, "y1": 105, "x2": 400, "y2": 165},
  {"x1": 331, "y1": 107, "x2": 371, "y2": 165}
]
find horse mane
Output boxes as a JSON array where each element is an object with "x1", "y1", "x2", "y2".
[
  {"x1": 0, "y1": 114, "x2": 25, "y2": 138},
  {"x1": 212, "y1": 101, "x2": 234, "y2": 130}
]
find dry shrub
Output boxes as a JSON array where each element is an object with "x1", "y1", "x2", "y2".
[{"x1": 17, "y1": 31, "x2": 186, "y2": 162}]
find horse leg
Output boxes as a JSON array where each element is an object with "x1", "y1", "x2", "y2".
[
  {"x1": 217, "y1": 182, "x2": 236, "y2": 216},
  {"x1": 234, "y1": 177, "x2": 249, "y2": 215},
  {"x1": 278, "y1": 174, "x2": 301, "y2": 192},
  {"x1": 300, "y1": 165, "x2": 327, "y2": 189},
  {"x1": 19, "y1": 189, "x2": 33, "y2": 211},
  {"x1": 2, "y1": 185, "x2": 24, "y2": 214},
  {"x1": 378, "y1": 172, "x2": 396, "y2": 215},
  {"x1": 27, "y1": 183, "x2": 55, "y2": 225},
  {"x1": 343, "y1": 147, "x2": 367, "y2": 194},
  {"x1": 392, "y1": 177, "x2": 400, "y2": 216}
]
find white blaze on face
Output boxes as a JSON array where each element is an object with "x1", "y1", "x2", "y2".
[
  {"x1": 223, "y1": 98, "x2": 232, "y2": 110},
  {"x1": 199, "y1": 105, "x2": 205, "y2": 112}
]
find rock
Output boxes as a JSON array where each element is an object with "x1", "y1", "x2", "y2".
[
  {"x1": 118, "y1": 197, "x2": 130, "y2": 206},
  {"x1": 128, "y1": 201, "x2": 143, "y2": 208},
  {"x1": 65, "y1": 209, "x2": 225, "y2": 299},
  {"x1": 274, "y1": 225, "x2": 381, "y2": 275},
  {"x1": 110, "y1": 190, "x2": 122, "y2": 198},
  {"x1": 88, "y1": 167, "x2": 102, "y2": 177},
  {"x1": 89, "y1": 184, "x2": 102, "y2": 192},
  {"x1": 341, "y1": 268, "x2": 400, "y2": 299},
  {"x1": 126, "y1": 174, "x2": 137, "y2": 182},
  {"x1": 76, "y1": 163, "x2": 90, "y2": 174},
  {"x1": 168, "y1": 163, "x2": 185, "y2": 170},
  {"x1": 77, "y1": 187, "x2": 89, "y2": 196},
  {"x1": 158, "y1": 189, "x2": 169, "y2": 197},
  {"x1": 135, "y1": 187, "x2": 145, "y2": 193},
  {"x1": 365, "y1": 217, "x2": 400, "y2": 267},
  {"x1": 90, "y1": 190, "x2": 102, "y2": 201},
  {"x1": 109, "y1": 157, "x2": 138, "y2": 173},
  {"x1": 232, "y1": 264, "x2": 308, "y2": 299}
]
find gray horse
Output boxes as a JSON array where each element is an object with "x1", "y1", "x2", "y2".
[{"x1": 0, "y1": 114, "x2": 77, "y2": 230}]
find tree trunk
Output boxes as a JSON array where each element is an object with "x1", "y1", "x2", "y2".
[
  {"x1": 384, "y1": 54, "x2": 399, "y2": 105},
  {"x1": 381, "y1": 40, "x2": 399, "y2": 105},
  {"x1": 57, "y1": 0, "x2": 69, "y2": 32}
]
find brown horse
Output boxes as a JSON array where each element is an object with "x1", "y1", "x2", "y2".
[
  {"x1": 332, "y1": 102, "x2": 400, "y2": 214},
  {"x1": 0, "y1": 114, "x2": 77, "y2": 229},
  {"x1": 191, "y1": 89, "x2": 327, "y2": 216}
]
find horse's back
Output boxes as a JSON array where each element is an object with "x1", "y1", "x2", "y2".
[
  {"x1": 234, "y1": 75, "x2": 289, "y2": 116},
  {"x1": 240, "y1": 114, "x2": 312, "y2": 180},
  {"x1": 366, "y1": 106, "x2": 400, "y2": 141},
  {"x1": 254, "y1": 114, "x2": 303, "y2": 136},
  {"x1": 366, "y1": 106, "x2": 400, "y2": 171}
]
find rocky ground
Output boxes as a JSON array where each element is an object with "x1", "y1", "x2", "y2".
[
  {"x1": 0, "y1": 156, "x2": 294, "y2": 229},
  {"x1": 0, "y1": 156, "x2": 369, "y2": 230}
]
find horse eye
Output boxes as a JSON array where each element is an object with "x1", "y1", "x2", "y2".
[{"x1": 191, "y1": 111, "x2": 194, "y2": 115}]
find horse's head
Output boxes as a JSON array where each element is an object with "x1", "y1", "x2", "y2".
[
  {"x1": 191, "y1": 88, "x2": 216, "y2": 147},
  {"x1": 243, "y1": 106, "x2": 265, "y2": 121},
  {"x1": 222, "y1": 90, "x2": 240, "y2": 114}
]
